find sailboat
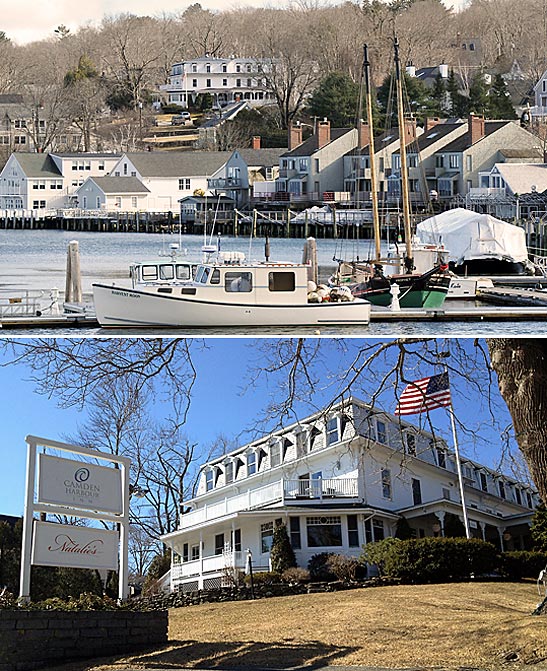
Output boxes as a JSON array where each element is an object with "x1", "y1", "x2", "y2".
[{"x1": 335, "y1": 40, "x2": 451, "y2": 308}]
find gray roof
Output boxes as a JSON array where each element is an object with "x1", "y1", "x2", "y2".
[
  {"x1": 0, "y1": 94, "x2": 24, "y2": 104},
  {"x1": 90, "y1": 176, "x2": 150, "y2": 194},
  {"x1": 282, "y1": 128, "x2": 353, "y2": 157},
  {"x1": 13, "y1": 153, "x2": 62, "y2": 178},
  {"x1": 237, "y1": 148, "x2": 286, "y2": 166},
  {"x1": 440, "y1": 121, "x2": 509, "y2": 152},
  {"x1": 53, "y1": 152, "x2": 122, "y2": 159},
  {"x1": 123, "y1": 151, "x2": 232, "y2": 177}
]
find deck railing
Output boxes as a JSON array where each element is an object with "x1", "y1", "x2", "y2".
[{"x1": 283, "y1": 477, "x2": 358, "y2": 499}]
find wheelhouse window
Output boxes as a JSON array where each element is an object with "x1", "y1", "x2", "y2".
[
  {"x1": 225, "y1": 271, "x2": 252, "y2": 292},
  {"x1": 268, "y1": 271, "x2": 295, "y2": 292},
  {"x1": 159, "y1": 264, "x2": 175, "y2": 280},
  {"x1": 141, "y1": 265, "x2": 159, "y2": 281},
  {"x1": 306, "y1": 515, "x2": 343, "y2": 547},
  {"x1": 176, "y1": 264, "x2": 191, "y2": 280}
]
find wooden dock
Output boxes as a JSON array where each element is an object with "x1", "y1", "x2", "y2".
[{"x1": 477, "y1": 286, "x2": 547, "y2": 307}]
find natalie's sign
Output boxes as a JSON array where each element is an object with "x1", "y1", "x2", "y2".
[
  {"x1": 31, "y1": 521, "x2": 119, "y2": 570},
  {"x1": 38, "y1": 454, "x2": 123, "y2": 514}
]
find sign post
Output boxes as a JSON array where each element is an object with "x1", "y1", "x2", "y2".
[{"x1": 20, "y1": 435, "x2": 131, "y2": 603}]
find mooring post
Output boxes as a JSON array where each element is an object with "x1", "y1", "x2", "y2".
[{"x1": 65, "y1": 240, "x2": 82, "y2": 304}]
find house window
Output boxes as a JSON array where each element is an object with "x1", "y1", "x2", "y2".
[
  {"x1": 115, "y1": 197, "x2": 122, "y2": 208},
  {"x1": 192, "y1": 63, "x2": 197, "y2": 73},
  {"x1": 15, "y1": 136, "x2": 26, "y2": 144},
  {"x1": 247, "y1": 78, "x2": 252, "y2": 87},
  {"x1": 214, "y1": 533, "x2": 225, "y2": 555},
  {"x1": 442, "y1": 487, "x2": 451, "y2": 500},
  {"x1": 206, "y1": 78, "x2": 211, "y2": 88},
  {"x1": 81, "y1": 197, "x2": 87, "y2": 209},
  {"x1": 98, "y1": 161, "x2": 105, "y2": 171},
  {"x1": 131, "y1": 197, "x2": 137, "y2": 208},
  {"x1": 306, "y1": 515, "x2": 343, "y2": 547},
  {"x1": 381, "y1": 469, "x2": 392, "y2": 499},
  {"x1": 299, "y1": 159, "x2": 307, "y2": 171},
  {"x1": 192, "y1": 79, "x2": 198, "y2": 88},
  {"x1": 123, "y1": 163, "x2": 128, "y2": 175},
  {"x1": 206, "y1": 63, "x2": 211, "y2": 73},
  {"x1": 436, "y1": 155, "x2": 444, "y2": 168},
  {"x1": 405, "y1": 433, "x2": 416, "y2": 455},
  {"x1": 449, "y1": 154, "x2": 460, "y2": 169},
  {"x1": 466, "y1": 155, "x2": 472, "y2": 171},
  {"x1": 178, "y1": 178, "x2": 191, "y2": 190},
  {"x1": 515, "y1": 488, "x2": 522, "y2": 505},
  {"x1": 182, "y1": 543, "x2": 189, "y2": 562},
  {"x1": 326, "y1": 417, "x2": 339, "y2": 446},
  {"x1": 236, "y1": 78, "x2": 241, "y2": 87},
  {"x1": 270, "y1": 440, "x2": 282, "y2": 467},
  {"x1": 225, "y1": 461, "x2": 234, "y2": 483},
  {"x1": 347, "y1": 515, "x2": 359, "y2": 547},
  {"x1": 479, "y1": 471, "x2": 488, "y2": 492},
  {"x1": 222, "y1": 63, "x2": 227, "y2": 73},
  {"x1": 290, "y1": 517, "x2": 301, "y2": 549},
  {"x1": 247, "y1": 451, "x2": 256, "y2": 476},
  {"x1": 191, "y1": 544, "x2": 200, "y2": 560},
  {"x1": 261, "y1": 521, "x2": 274, "y2": 553},
  {"x1": 96, "y1": 197, "x2": 101, "y2": 208},
  {"x1": 436, "y1": 448, "x2": 446, "y2": 468},
  {"x1": 376, "y1": 420, "x2": 387, "y2": 444},
  {"x1": 223, "y1": 78, "x2": 228, "y2": 86},
  {"x1": 232, "y1": 528, "x2": 241, "y2": 552},
  {"x1": 315, "y1": 158, "x2": 320, "y2": 172},
  {"x1": 205, "y1": 469, "x2": 214, "y2": 491},
  {"x1": 364, "y1": 518, "x2": 385, "y2": 543},
  {"x1": 295, "y1": 430, "x2": 308, "y2": 458},
  {"x1": 412, "y1": 478, "x2": 422, "y2": 505},
  {"x1": 526, "y1": 491, "x2": 533, "y2": 508},
  {"x1": 499, "y1": 480, "x2": 506, "y2": 499}
]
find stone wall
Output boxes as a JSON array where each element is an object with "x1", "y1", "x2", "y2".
[{"x1": 0, "y1": 610, "x2": 168, "y2": 671}]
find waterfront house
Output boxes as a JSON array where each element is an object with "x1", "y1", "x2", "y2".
[
  {"x1": 160, "y1": 56, "x2": 276, "y2": 110},
  {"x1": 74, "y1": 176, "x2": 150, "y2": 211},
  {"x1": 275, "y1": 120, "x2": 359, "y2": 205},
  {"x1": 0, "y1": 151, "x2": 121, "y2": 211},
  {"x1": 109, "y1": 151, "x2": 234, "y2": 213},
  {"x1": 529, "y1": 68, "x2": 547, "y2": 123},
  {"x1": 161, "y1": 397, "x2": 538, "y2": 593}
]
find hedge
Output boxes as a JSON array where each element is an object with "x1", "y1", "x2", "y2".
[
  {"x1": 499, "y1": 551, "x2": 547, "y2": 580},
  {"x1": 361, "y1": 537, "x2": 498, "y2": 583}
]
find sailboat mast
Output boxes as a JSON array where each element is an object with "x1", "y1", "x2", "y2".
[
  {"x1": 393, "y1": 36, "x2": 413, "y2": 269},
  {"x1": 363, "y1": 44, "x2": 381, "y2": 261}
]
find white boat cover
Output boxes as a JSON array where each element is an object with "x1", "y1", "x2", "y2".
[{"x1": 416, "y1": 208, "x2": 528, "y2": 265}]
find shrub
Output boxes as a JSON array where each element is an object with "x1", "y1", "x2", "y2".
[
  {"x1": 326, "y1": 554, "x2": 361, "y2": 582},
  {"x1": 161, "y1": 103, "x2": 184, "y2": 115},
  {"x1": 361, "y1": 537, "x2": 497, "y2": 583},
  {"x1": 394, "y1": 516, "x2": 414, "y2": 540},
  {"x1": 281, "y1": 567, "x2": 310, "y2": 584},
  {"x1": 500, "y1": 551, "x2": 547, "y2": 580},
  {"x1": 308, "y1": 553, "x2": 337, "y2": 582},
  {"x1": 270, "y1": 524, "x2": 297, "y2": 574},
  {"x1": 244, "y1": 571, "x2": 279, "y2": 586}
]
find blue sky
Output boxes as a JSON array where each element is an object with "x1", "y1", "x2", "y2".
[{"x1": 0, "y1": 337, "x2": 515, "y2": 517}]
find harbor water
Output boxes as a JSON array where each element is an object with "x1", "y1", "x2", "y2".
[{"x1": 1, "y1": 228, "x2": 547, "y2": 336}]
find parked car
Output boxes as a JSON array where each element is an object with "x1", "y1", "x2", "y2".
[{"x1": 171, "y1": 112, "x2": 191, "y2": 125}]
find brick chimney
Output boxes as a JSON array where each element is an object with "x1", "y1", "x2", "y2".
[
  {"x1": 288, "y1": 122, "x2": 303, "y2": 151},
  {"x1": 468, "y1": 113, "x2": 485, "y2": 144},
  {"x1": 403, "y1": 118, "x2": 418, "y2": 146},
  {"x1": 358, "y1": 120, "x2": 371, "y2": 149},
  {"x1": 316, "y1": 118, "x2": 331, "y2": 149},
  {"x1": 252, "y1": 135, "x2": 261, "y2": 149},
  {"x1": 424, "y1": 117, "x2": 442, "y2": 133}
]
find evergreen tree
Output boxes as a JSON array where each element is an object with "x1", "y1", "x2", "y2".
[
  {"x1": 446, "y1": 69, "x2": 468, "y2": 118},
  {"x1": 531, "y1": 502, "x2": 547, "y2": 552},
  {"x1": 394, "y1": 515, "x2": 414, "y2": 540},
  {"x1": 269, "y1": 523, "x2": 296, "y2": 574},
  {"x1": 377, "y1": 72, "x2": 433, "y2": 126},
  {"x1": 488, "y1": 74, "x2": 517, "y2": 119},
  {"x1": 468, "y1": 72, "x2": 490, "y2": 116},
  {"x1": 430, "y1": 73, "x2": 447, "y2": 116},
  {"x1": 306, "y1": 72, "x2": 360, "y2": 127}
]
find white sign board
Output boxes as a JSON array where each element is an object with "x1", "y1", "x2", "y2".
[
  {"x1": 31, "y1": 520, "x2": 119, "y2": 570},
  {"x1": 38, "y1": 454, "x2": 123, "y2": 514}
]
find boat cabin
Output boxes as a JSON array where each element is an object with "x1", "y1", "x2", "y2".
[
  {"x1": 188, "y1": 259, "x2": 311, "y2": 305},
  {"x1": 130, "y1": 260, "x2": 197, "y2": 288}
]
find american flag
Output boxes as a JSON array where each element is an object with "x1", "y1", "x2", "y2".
[{"x1": 394, "y1": 372, "x2": 452, "y2": 415}]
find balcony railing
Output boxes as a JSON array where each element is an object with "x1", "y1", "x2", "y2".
[
  {"x1": 467, "y1": 187, "x2": 506, "y2": 199},
  {"x1": 284, "y1": 477, "x2": 358, "y2": 499},
  {"x1": 179, "y1": 477, "x2": 359, "y2": 529},
  {"x1": 208, "y1": 177, "x2": 243, "y2": 189}
]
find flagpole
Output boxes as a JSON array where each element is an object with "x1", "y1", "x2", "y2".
[{"x1": 445, "y1": 367, "x2": 471, "y2": 540}]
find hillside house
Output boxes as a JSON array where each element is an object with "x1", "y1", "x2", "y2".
[{"x1": 161, "y1": 397, "x2": 538, "y2": 593}]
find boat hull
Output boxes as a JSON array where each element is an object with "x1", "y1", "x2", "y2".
[
  {"x1": 351, "y1": 272, "x2": 451, "y2": 308},
  {"x1": 92, "y1": 284, "x2": 372, "y2": 328}
]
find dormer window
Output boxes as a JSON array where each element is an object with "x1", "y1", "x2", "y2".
[
  {"x1": 376, "y1": 420, "x2": 387, "y2": 444},
  {"x1": 270, "y1": 439, "x2": 282, "y2": 467},
  {"x1": 225, "y1": 460, "x2": 234, "y2": 484},
  {"x1": 436, "y1": 447, "x2": 446, "y2": 468},
  {"x1": 404, "y1": 432, "x2": 416, "y2": 456},
  {"x1": 498, "y1": 479, "x2": 506, "y2": 499},
  {"x1": 326, "y1": 416, "x2": 339, "y2": 446},
  {"x1": 205, "y1": 469, "x2": 214, "y2": 491},
  {"x1": 295, "y1": 429, "x2": 308, "y2": 458},
  {"x1": 247, "y1": 451, "x2": 256, "y2": 476}
]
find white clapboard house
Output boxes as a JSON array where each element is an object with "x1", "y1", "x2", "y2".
[{"x1": 161, "y1": 397, "x2": 538, "y2": 592}]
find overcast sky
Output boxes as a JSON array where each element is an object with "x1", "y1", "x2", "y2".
[{"x1": 6, "y1": 0, "x2": 467, "y2": 45}]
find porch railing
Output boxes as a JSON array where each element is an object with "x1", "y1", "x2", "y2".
[{"x1": 283, "y1": 477, "x2": 358, "y2": 499}]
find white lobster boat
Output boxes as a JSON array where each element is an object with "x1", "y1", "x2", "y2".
[{"x1": 92, "y1": 251, "x2": 372, "y2": 329}]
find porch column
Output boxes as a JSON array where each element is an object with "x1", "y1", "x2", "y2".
[
  {"x1": 497, "y1": 528, "x2": 505, "y2": 551},
  {"x1": 434, "y1": 511, "x2": 446, "y2": 537},
  {"x1": 478, "y1": 521, "x2": 486, "y2": 540},
  {"x1": 199, "y1": 530, "x2": 204, "y2": 590}
]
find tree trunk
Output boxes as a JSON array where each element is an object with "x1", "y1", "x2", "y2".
[{"x1": 487, "y1": 339, "x2": 547, "y2": 502}]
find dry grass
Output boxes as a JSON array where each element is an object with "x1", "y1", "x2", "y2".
[{"x1": 43, "y1": 582, "x2": 547, "y2": 671}]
